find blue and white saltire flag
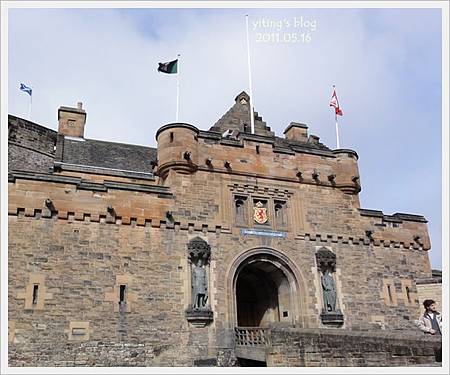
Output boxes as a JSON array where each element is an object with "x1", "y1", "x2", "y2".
[{"x1": 20, "y1": 83, "x2": 32, "y2": 96}]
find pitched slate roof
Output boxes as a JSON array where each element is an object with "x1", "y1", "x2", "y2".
[
  {"x1": 274, "y1": 135, "x2": 332, "y2": 153},
  {"x1": 8, "y1": 115, "x2": 157, "y2": 175},
  {"x1": 60, "y1": 137, "x2": 157, "y2": 173}
]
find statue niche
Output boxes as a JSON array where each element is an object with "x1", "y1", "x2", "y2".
[
  {"x1": 192, "y1": 258, "x2": 208, "y2": 309},
  {"x1": 322, "y1": 270, "x2": 337, "y2": 313},
  {"x1": 315, "y1": 247, "x2": 344, "y2": 326},
  {"x1": 185, "y1": 237, "x2": 213, "y2": 327}
]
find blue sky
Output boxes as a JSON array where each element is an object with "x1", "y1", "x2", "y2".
[{"x1": 7, "y1": 7, "x2": 443, "y2": 268}]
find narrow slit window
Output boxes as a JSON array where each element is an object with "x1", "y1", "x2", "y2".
[
  {"x1": 234, "y1": 196, "x2": 247, "y2": 225},
  {"x1": 170, "y1": 132, "x2": 174, "y2": 143},
  {"x1": 256, "y1": 145, "x2": 260, "y2": 154},
  {"x1": 235, "y1": 199, "x2": 244, "y2": 213},
  {"x1": 274, "y1": 200, "x2": 287, "y2": 227},
  {"x1": 32, "y1": 284, "x2": 39, "y2": 305},
  {"x1": 119, "y1": 285, "x2": 126, "y2": 304},
  {"x1": 387, "y1": 284, "x2": 393, "y2": 302},
  {"x1": 406, "y1": 286, "x2": 411, "y2": 303}
]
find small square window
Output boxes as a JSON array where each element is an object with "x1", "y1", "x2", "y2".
[{"x1": 71, "y1": 328, "x2": 86, "y2": 336}]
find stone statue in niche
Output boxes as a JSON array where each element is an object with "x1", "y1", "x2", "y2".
[
  {"x1": 185, "y1": 237, "x2": 213, "y2": 326},
  {"x1": 315, "y1": 247, "x2": 343, "y2": 325},
  {"x1": 192, "y1": 258, "x2": 208, "y2": 309},
  {"x1": 321, "y1": 269, "x2": 337, "y2": 312}
]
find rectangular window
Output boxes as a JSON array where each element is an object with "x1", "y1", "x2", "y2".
[
  {"x1": 71, "y1": 328, "x2": 86, "y2": 336},
  {"x1": 119, "y1": 285, "x2": 126, "y2": 304},
  {"x1": 387, "y1": 284, "x2": 393, "y2": 302},
  {"x1": 274, "y1": 200, "x2": 287, "y2": 228},
  {"x1": 32, "y1": 284, "x2": 39, "y2": 305},
  {"x1": 234, "y1": 196, "x2": 247, "y2": 226},
  {"x1": 406, "y1": 286, "x2": 411, "y2": 303}
]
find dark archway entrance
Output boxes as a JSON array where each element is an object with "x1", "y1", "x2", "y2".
[{"x1": 235, "y1": 258, "x2": 293, "y2": 327}]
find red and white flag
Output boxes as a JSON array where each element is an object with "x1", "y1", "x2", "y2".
[{"x1": 329, "y1": 89, "x2": 343, "y2": 116}]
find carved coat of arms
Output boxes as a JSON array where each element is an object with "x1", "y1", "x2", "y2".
[{"x1": 253, "y1": 201, "x2": 268, "y2": 224}]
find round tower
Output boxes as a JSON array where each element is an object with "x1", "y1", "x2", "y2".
[
  {"x1": 155, "y1": 123, "x2": 199, "y2": 179},
  {"x1": 332, "y1": 149, "x2": 361, "y2": 195}
]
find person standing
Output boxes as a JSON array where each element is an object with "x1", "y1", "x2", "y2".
[{"x1": 416, "y1": 299, "x2": 442, "y2": 362}]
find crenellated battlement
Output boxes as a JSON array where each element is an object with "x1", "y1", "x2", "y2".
[
  {"x1": 7, "y1": 209, "x2": 429, "y2": 251},
  {"x1": 7, "y1": 91, "x2": 436, "y2": 367},
  {"x1": 156, "y1": 121, "x2": 361, "y2": 196},
  {"x1": 8, "y1": 94, "x2": 430, "y2": 254},
  {"x1": 8, "y1": 169, "x2": 430, "y2": 251}
]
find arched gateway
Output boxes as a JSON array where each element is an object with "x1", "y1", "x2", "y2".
[{"x1": 228, "y1": 248, "x2": 307, "y2": 328}]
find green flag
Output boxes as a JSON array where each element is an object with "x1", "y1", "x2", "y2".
[{"x1": 157, "y1": 59, "x2": 178, "y2": 74}]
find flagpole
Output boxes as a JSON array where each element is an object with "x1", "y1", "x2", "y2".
[
  {"x1": 176, "y1": 54, "x2": 180, "y2": 122},
  {"x1": 335, "y1": 113, "x2": 340, "y2": 149},
  {"x1": 333, "y1": 85, "x2": 340, "y2": 149},
  {"x1": 28, "y1": 93, "x2": 32, "y2": 120},
  {"x1": 245, "y1": 15, "x2": 255, "y2": 134}
]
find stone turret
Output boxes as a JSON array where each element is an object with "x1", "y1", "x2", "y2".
[
  {"x1": 155, "y1": 92, "x2": 362, "y2": 197},
  {"x1": 155, "y1": 123, "x2": 199, "y2": 179}
]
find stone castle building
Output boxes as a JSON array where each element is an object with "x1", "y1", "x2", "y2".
[{"x1": 8, "y1": 92, "x2": 441, "y2": 366}]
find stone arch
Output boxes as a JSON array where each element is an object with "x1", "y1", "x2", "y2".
[{"x1": 226, "y1": 247, "x2": 308, "y2": 328}]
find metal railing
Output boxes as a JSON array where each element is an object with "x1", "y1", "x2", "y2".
[{"x1": 234, "y1": 327, "x2": 267, "y2": 347}]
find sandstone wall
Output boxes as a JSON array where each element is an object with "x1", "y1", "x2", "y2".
[
  {"x1": 416, "y1": 282, "x2": 442, "y2": 316},
  {"x1": 8, "y1": 206, "x2": 432, "y2": 366},
  {"x1": 8, "y1": 116, "x2": 435, "y2": 367},
  {"x1": 267, "y1": 328, "x2": 441, "y2": 366}
]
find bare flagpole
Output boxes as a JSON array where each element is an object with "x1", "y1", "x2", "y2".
[
  {"x1": 176, "y1": 54, "x2": 180, "y2": 122},
  {"x1": 245, "y1": 15, "x2": 255, "y2": 134}
]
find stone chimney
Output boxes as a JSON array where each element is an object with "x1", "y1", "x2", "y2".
[
  {"x1": 58, "y1": 101, "x2": 86, "y2": 138},
  {"x1": 284, "y1": 122, "x2": 308, "y2": 142}
]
